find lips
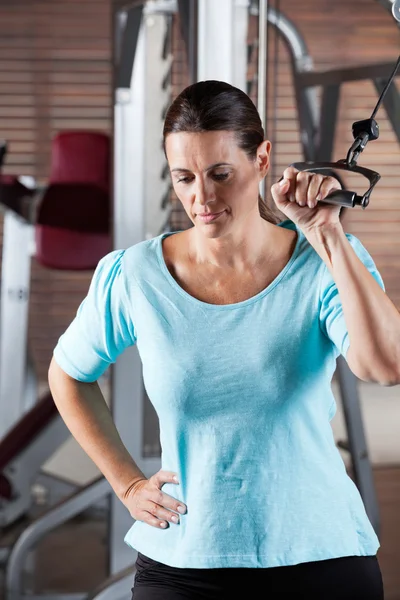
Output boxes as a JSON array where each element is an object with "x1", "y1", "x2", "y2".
[
  {"x1": 197, "y1": 210, "x2": 226, "y2": 223},
  {"x1": 198, "y1": 211, "x2": 224, "y2": 217}
]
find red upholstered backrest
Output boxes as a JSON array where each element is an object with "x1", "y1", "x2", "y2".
[
  {"x1": 35, "y1": 131, "x2": 112, "y2": 270},
  {"x1": 49, "y1": 131, "x2": 110, "y2": 193}
]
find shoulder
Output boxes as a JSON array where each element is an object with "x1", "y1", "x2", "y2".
[
  {"x1": 158, "y1": 230, "x2": 188, "y2": 271},
  {"x1": 122, "y1": 235, "x2": 165, "y2": 274},
  {"x1": 100, "y1": 235, "x2": 163, "y2": 277},
  {"x1": 93, "y1": 249, "x2": 125, "y2": 285}
]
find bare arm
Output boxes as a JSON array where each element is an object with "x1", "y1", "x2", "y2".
[
  {"x1": 305, "y1": 225, "x2": 400, "y2": 386},
  {"x1": 48, "y1": 356, "x2": 145, "y2": 501},
  {"x1": 48, "y1": 357, "x2": 186, "y2": 528}
]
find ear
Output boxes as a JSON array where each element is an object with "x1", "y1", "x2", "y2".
[{"x1": 256, "y1": 140, "x2": 271, "y2": 179}]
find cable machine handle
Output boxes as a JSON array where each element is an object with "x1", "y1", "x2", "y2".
[
  {"x1": 290, "y1": 161, "x2": 381, "y2": 210},
  {"x1": 316, "y1": 189, "x2": 362, "y2": 208}
]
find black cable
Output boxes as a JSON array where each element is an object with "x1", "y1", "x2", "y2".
[
  {"x1": 345, "y1": 54, "x2": 400, "y2": 167},
  {"x1": 370, "y1": 54, "x2": 400, "y2": 119},
  {"x1": 0, "y1": 141, "x2": 6, "y2": 169}
]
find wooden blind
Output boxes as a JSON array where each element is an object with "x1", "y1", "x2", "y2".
[{"x1": 0, "y1": 0, "x2": 112, "y2": 381}]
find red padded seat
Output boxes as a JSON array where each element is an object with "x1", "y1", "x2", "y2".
[{"x1": 35, "y1": 131, "x2": 112, "y2": 270}]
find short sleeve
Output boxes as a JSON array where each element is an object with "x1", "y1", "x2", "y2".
[
  {"x1": 318, "y1": 234, "x2": 385, "y2": 359},
  {"x1": 53, "y1": 250, "x2": 137, "y2": 382}
]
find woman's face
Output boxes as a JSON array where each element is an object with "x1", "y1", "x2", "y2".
[{"x1": 165, "y1": 130, "x2": 271, "y2": 232}]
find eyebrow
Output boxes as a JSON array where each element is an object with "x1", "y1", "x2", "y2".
[{"x1": 171, "y1": 162, "x2": 232, "y2": 174}]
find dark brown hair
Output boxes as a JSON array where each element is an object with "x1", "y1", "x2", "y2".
[{"x1": 163, "y1": 80, "x2": 280, "y2": 225}]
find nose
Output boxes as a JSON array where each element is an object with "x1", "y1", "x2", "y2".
[{"x1": 194, "y1": 177, "x2": 216, "y2": 207}]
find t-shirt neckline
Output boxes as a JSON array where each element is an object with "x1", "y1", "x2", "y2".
[{"x1": 156, "y1": 220, "x2": 302, "y2": 310}]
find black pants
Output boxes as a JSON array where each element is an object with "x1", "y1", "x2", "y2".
[{"x1": 131, "y1": 552, "x2": 384, "y2": 599}]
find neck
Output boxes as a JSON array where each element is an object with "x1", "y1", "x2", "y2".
[{"x1": 188, "y1": 217, "x2": 280, "y2": 271}]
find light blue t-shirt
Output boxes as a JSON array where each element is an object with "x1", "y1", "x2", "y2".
[{"x1": 53, "y1": 219, "x2": 385, "y2": 569}]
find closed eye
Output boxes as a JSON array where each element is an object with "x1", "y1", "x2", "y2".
[{"x1": 177, "y1": 173, "x2": 230, "y2": 184}]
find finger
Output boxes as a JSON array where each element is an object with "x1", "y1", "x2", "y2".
[
  {"x1": 148, "y1": 475, "x2": 187, "y2": 516},
  {"x1": 307, "y1": 174, "x2": 324, "y2": 208},
  {"x1": 154, "y1": 470, "x2": 180, "y2": 486},
  {"x1": 141, "y1": 489, "x2": 187, "y2": 528},
  {"x1": 282, "y1": 166, "x2": 300, "y2": 182},
  {"x1": 152, "y1": 500, "x2": 184, "y2": 524},
  {"x1": 152, "y1": 488, "x2": 187, "y2": 515},
  {"x1": 129, "y1": 494, "x2": 170, "y2": 529},
  {"x1": 271, "y1": 178, "x2": 291, "y2": 205},
  {"x1": 141, "y1": 506, "x2": 170, "y2": 529},
  {"x1": 295, "y1": 171, "x2": 312, "y2": 206},
  {"x1": 282, "y1": 167, "x2": 298, "y2": 202},
  {"x1": 146, "y1": 501, "x2": 180, "y2": 527},
  {"x1": 318, "y1": 176, "x2": 341, "y2": 201},
  {"x1": 133, "y1": 495, "x2": 181, "y2": 529}
]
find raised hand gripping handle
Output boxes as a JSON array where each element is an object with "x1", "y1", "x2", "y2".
[{"x1": 289, "y1": 161, "x2": 381, "y2": 209}]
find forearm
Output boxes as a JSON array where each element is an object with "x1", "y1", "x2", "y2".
[
  {"x1": 305, "y1": 224, "x2": 400, "y2": 385},
  {"x1": 48, "y1": 357, "x2": 146, "y2": 500}
]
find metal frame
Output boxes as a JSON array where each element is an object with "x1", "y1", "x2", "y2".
[
  {"x1": 257, "y1": 0, "x2": 268, "y2": 132},
  {"x1": 5, "y1": 478, "x2": 111, "y2": 600},
  {"x1": 0, "y1": 416, "x2": 70, "y2": 530},
  {"x1": 177, "y1": 0, "x2": 198, "y2": 83},
  {"x1": 0, "y1": 211, "x2": 36, "y2": 439},
  {"x1": 197, "y1": 0, "x2": 249, "y2": 90},
  {"x1": 376, "y1": 0, "x2": 400, "y2": 23},
  {"x1": 112, "y1": 0, "x2": 161, "y2": 575}
]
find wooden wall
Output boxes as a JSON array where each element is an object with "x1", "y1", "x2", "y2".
[{"x1": 0, "y1": 0, "x2": 399, "y2": 383}]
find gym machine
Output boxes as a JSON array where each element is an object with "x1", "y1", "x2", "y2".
[{"x1": 0, "y1": 132, "x2": 113, "y2": 595}]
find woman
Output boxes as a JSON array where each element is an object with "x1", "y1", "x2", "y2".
[{"x1": 49, "y1": 81, "x2": 399, "y2": 599}]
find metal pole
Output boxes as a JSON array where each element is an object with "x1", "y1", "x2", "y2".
[
  {"x1": 197, "y1": 0, "x2": 248, "y2": 90},
  {"x1": 257, "y1": 0, "x2": 268, "y2": 199},
  {"x1": 257, "y1": 0, "x2": 268, "y2": 128},
  {"x1": 178, "y1": 0, "x2": 198, "y2": 83}
]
